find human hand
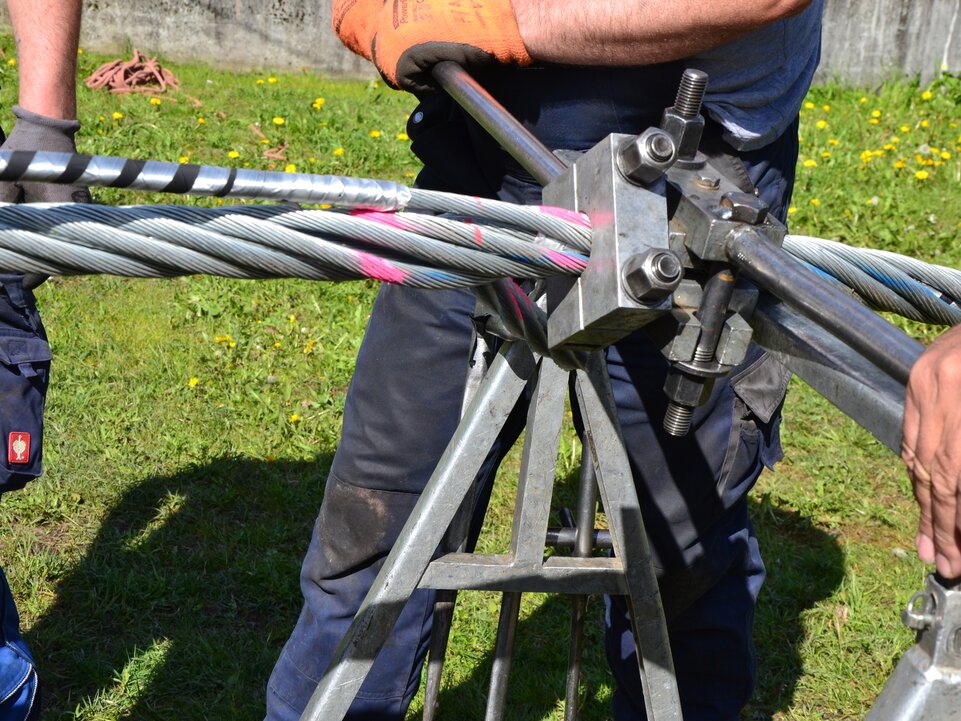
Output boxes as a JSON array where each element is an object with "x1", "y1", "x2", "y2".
[
  {"x1": 902, "y1": 324, "x2": 961, "y2": 579},
  {"x1": 0, "y1": 104, "x2": 92, "y2": 204},
  {"x1": 333, "y1": 0, "x2": 532, "y2": 94}
]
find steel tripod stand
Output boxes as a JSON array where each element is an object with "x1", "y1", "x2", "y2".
[{"x1": 297, "y1": 341, "x2": 682, "y2": 721}]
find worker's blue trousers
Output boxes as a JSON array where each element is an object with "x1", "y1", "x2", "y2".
[{"x1": 267, "y1": 71, "x2": 799, "y2": 721}]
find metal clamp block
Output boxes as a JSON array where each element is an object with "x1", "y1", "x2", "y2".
[{"x1": 543, "y1": 133, "x2": 676, "y2": 350}]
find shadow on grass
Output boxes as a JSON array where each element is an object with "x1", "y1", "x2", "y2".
[
  {"x1": 26, "y1": 462, "x2": 842, "y2": 721},
  {"x1": 25, "y1": 456, "x2": 331, "y2": 721},
  {"x1": 426, "y1": 497, "x2": 843, "y2": 721}
]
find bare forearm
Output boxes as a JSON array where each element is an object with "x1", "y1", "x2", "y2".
[
  {"x1": 6, "y1": 0, "x2": 82, "y2": 118},
  {"x1": 513, "y1": 0, "x2": 812, "y2": 65}
]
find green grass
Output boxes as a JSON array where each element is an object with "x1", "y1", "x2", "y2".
[{"x1": 0, "y1": 37, "x2": 958, "y2": 720}]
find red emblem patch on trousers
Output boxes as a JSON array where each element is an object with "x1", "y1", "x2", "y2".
[{"x1": 8, "y1": 432, "x2": 30, "y2": 464}]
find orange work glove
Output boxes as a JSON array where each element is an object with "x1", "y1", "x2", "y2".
[
  {"x1": 370, "y1": 0, "x2": 533, "y2": 94},
  {"x1": 332, "y1": 0, "x2": 382, "y2": 61}
]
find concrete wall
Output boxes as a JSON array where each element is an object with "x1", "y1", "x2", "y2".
[{"x1": 1, "y1": 0, "x2": 959, "y2": 85}]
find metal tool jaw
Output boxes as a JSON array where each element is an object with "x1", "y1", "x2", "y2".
[{"x1": 542, "y1": 69, "x2": 789, "y2": 434}]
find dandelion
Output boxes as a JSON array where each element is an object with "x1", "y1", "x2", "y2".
[
  {"x1": 915, "y1": 169, "x2": 929, "y2": 180},
  {"x1": 273, "y1": 116, "x2": 286, "y2": 126},
  {"x1": 256, "y1": 78, "x2": 265, "y2": 85},
  {"x1": 227, "y1": 150, "x2": 240, "y2": 159},
  {"x1": 900, "y1": 125, "x2": 910, "y2": 133},
  {"x1": 304, "y1": 339, "x2": 316, "y2": 354},
  {"x1": 859, "y1": 149, "x2": 874, "y2": 163},
  {"x1": 149, "y1": 97, "x2": 162, "y2": 106},
  {"x1": 112, "y1": 111, "x2": 124, "y2": 120},
  {"x1": 810, "y1": 198, "x2": 821, "y2": 206},
  {"x1": 871, "y1": 110, "x2": 881, "y2": 118},
  {"x1": 828, "y1": 138, "x2": 840, "y2": 146},
  {"x1": 803, "y1": 159, "x2": 817, "y2": 168},
  {"x1": 941, "y1": 151, "x2": 952, "y2": 160},
  {"x1": 288, "y1": 413, "x2": 301, "y2": 423},
  {"x1": 99, "y1": 114, "x2": 105, "y2": 122},
  {"x1": 188, "y1": 377, "x2": 199, "y2": 388},
  {"x1": 197, "y1": 117, "x2": 207, "y2": 125},
  {"x1": 883, "y1": 143, "x2": 895, "y2": 151},
  {"x1": 921, "y1": 119, "x2": 930, "y2": 128},
  {"x1": 868, "y1": 118, "x2": 880, "y2": 125},
  {"x1": 821, "y1": 151, "x2": 832, "y2": 159},
  {"x1": 214, "y1": 335, "x2": 233, "y2": 343},
  {"x1": 289, "y1": 314, "x2": 297, "y2": 324},
  {"x1": 804, "y1": 101, "x2": 815, "y2": 110},
  {"x1": 311, "y1": 97, "x2": 325, "y2": 110},
  {"x1": 859, "y1": 96, "x2": 868, "y2": 103},
  {"x1": 228, "y1": 341, "x2": 237, "y2": 349},
  {"x1": 815, "y1": 120, "x2": 828, "y2": 130},
  {"x1": 396, "y1": 131, "x2": 409, "y2": 141},
  {"x1": 369, "y1": 129, "x2": 382, "y2": 138},
  {"x1": 894, "y1": 159, "x2": 906, "y2": 169},
  {"x1": 268, "y1": 76, "x2": 278, "y2": 84},
  {"x1": 788, "y1": 206, "x2": 797, "y2": 215},
  {"x1": 77, "y1": 48, "x2": 83, "y2": 55},
  {"x1": 333, "y1": 147, "x2": 345, "y2": 156},
  {"x1": 274, "y1": 341, "x2": 282, "y2": 349},
  {"x1": 178, "y1": 156, "x2": 190, "y2": 164},
  {"x1": 822, "y1": 104, "x2": 831, "y2": 112},
  {"x1": 6, "y1": 58, "x2": 15, "y2": 67},
  {"x1": 284, "y1": 163, "x2": 297, "y2": 173},
  {"x1": 921, "y1": 90, "x2": 933, "y2": 101}
]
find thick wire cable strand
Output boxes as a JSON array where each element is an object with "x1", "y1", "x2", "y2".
[{"x1": 785, "y1": 235, "x2": 961, "y2": 325}]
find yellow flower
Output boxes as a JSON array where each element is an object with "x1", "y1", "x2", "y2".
[
  {"x1": 883, "y1": 143, "x2": 895, "y2": 151},
  {"x1": 112, "y1": 111, "x2": 124, "y2": 120},
  {"x1": 803, "y1": 159, "x2": 817, "y2": 168},
  {"x1": 859, "y1": 96, "x2": 868, "y2": 103},
  {"x1": 214, "y1": 334, "x2": 233, "y2": 343},
  {"x1": 804, "y1": 101, "x2": 815, "y2": 110},
  {"x1": 940, "y1": 151, "x2": 952, "y2": 160},
  {"x1": 815, "y1": 120, "x2": 828, "y2": 130},
  {"x1": 256, "y1": 78, "x2": 265, "y2": 85},
  {"x1": 859, "y1": 149, "x2": 874, "y2": 163},
  {"x1": 197, "y1": 117, "x2": 206, "y2": 125},
  {"x1": 894, "y1": 159, "x2": 906, "y2": 169},
  {"x1": 311, "y1": 97, "x2": 326, "y2": 110},
  {"x1": 288, "y1": 413, "x2": 301, "y2": 423},
  {"x1": 227, "y1": 150, "x2": 240, "y2": 159},
  {"x1": 921, "y1": 119, "x2": 930, "y2": 128},
  {"x1": 188, "y1": 377, "x2": 199, "y2": 388},
  {"x1": 821, "y1": 104, "x2": 831, "y2": 112},
  {"x1": 369, "y1": 129, "x2": 382, "y2": 138},
  {"x1": 900, "y1": 124, "x2": 910, "y2": 133},
  {"x1": 915, "y1": 169, "x2": 929, "y2": 180},
  {"x1": 178, "y1": 156, "x2": 190, "y2": 164},
  {"x1": 149, "y1": 97, "x2": 162, "y2": 106},
  {"x1": 333, "y1": 147, "x2": 345, "y2": 156},
  {"x1": 787, "y1": 206, "x2": 797, "y2": 215},
  {"x1": 273, "y1": 341, "x2": 282, "y2": 349},
  {"x1": 268, "y1": 76, "x2": 278, "y2": 84},
  {"x1": 228, "y1": 341, "x2": 237, "y2": 349},
  {"x1": 304, "y1": 339, "x2": 317, "y2": 354},
  {"x1": 868, "y1": 118, "x2": 879, "y2": 125},
  {"x1": 810, "y1": 198, "x2": 821, "y2": 207},
  {"x1": 871, "y1": 109, "x2": 881, "y2": 118},
  {"x1": 820, "y1": 151, "x2": 832, "y2": 159},
  {"x1": 273, "y1": 116, "x2": 286, "y2": 125},
  {"x1": 284, "y1": 163, "x2": 297, "y2": 173},
  {"x1": 396, "y1": 131, "x2": 409, "y2": 141},
  {"x1": 828, "y1": 138, "x2": 840, "y2": 146},
  {"x1": 891, "y1": 136, "x2": 900, "y2": 144},
  {"x1": 77, "y1": 48, "x2": 83, "y2": 55},
  {"x1": 921, "y1": 90, "x2": 933, "y2": 101},
  {"x1": 6, "y1": 58, "x2": 15, "y2": 67}
]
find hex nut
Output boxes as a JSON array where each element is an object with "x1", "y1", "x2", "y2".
[{"x1": 720, "y1": 191, "x2": 769, "y2": 225}]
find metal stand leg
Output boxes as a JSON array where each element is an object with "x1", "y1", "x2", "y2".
[
  {"x1": 299, "y1": 348, "x2": 682, "y2": 721},
  {"x1": 865, "y1": 575, "x2": 961, "y2": 721}
]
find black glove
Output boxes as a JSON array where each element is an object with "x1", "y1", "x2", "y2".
[{"x1": 0, "y1": 105, "x2": 92, "y2": 204}]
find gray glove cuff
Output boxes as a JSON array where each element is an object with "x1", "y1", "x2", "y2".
[{"x1": 7, "y1": 105, "x2": 81, "y2": 153}]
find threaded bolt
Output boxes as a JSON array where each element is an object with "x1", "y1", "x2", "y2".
[
  {"x1": 663, "y1": 402, "x2": 694, "y2": 437},
  {"x1": 646, "y1": 132, "x2": 675, "y2": 163},
  {"x1": 693, "y1": 345, "x2": 715, "y2": 364},
  {"x1": 651, "y1": 251, "x2": 682, "y2": 284},
  {"x1": 674, "y1": 69, "x2": 708, "y2": 118}
]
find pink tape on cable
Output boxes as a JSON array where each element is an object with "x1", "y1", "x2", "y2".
[
  {"x1": 538, "y1": 206, "x2": 591, "y2": 227},
  {"x1": 350, "y1": 209, "x2": 410, "y2": 231},
  {"x1": 358, "y1": 252, "x2": 409, "y2": 284}
]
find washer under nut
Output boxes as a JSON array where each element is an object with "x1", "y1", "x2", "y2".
[{"x1": 622, "y1": 248, "x2": 684, "y2": 302}]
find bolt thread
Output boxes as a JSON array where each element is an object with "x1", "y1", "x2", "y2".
[
  {"x1": 674, "y1": 69, "x2": 708, "y2": 118},
  {"x1": 693, "y1": 346, "x2": 715, "y2": 364},
  {"x1": 663, "y1": 403, "x2": 694, "y2": 436}
]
